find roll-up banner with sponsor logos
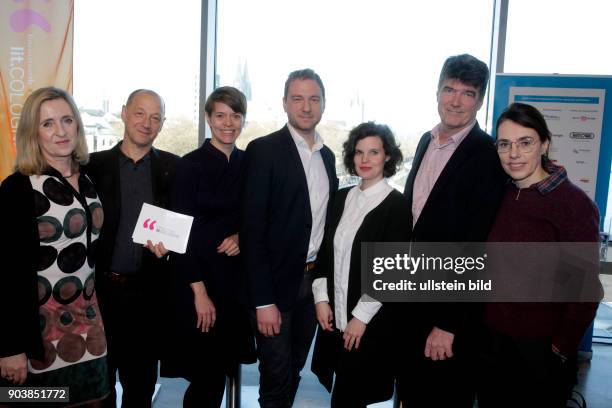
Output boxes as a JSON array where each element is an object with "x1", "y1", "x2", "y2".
[
  {"x1": 493, "y1": 74, "x2": 612, "y2": 226},
  {"x1": 0, "y1": 0, "x2": 74, "y2": 182}
]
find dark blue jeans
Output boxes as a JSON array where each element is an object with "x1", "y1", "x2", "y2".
[{"x1": 250, "y1": 271, "x2": 317, "y2": 408}]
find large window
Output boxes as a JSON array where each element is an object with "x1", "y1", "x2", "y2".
[
  {"x1": 505, "y1": 1, "x2": 612, "y2": 75},
  {"x1": 216, "y1": 0, "x2": 494, "y2": 190},
  {"x1": 73, "y1": 0, "x2": 201, "y2": 156},
  {"x1": 215, "y1": 0, "x2": 494, "y2": 403}
]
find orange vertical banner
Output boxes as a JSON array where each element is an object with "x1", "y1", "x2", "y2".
[{"x1": 0, "y1": 0, "x2": 73, "y2": 182}]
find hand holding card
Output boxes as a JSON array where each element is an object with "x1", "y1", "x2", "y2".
[{"x1": 132, "y1": 203, "x2": 194, "y2": 254}]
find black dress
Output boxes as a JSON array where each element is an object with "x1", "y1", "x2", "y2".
[{"x1": 161, "y1": 140, "x2": 255, "y2": 382}]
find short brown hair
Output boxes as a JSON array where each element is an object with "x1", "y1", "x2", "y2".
[
  {"x1": 283, "y1": 68, "x2": 325, "y2": 100},
  {"x1": 15, "y1": 87, "x2": 88, "y2": 176},
  {"x1": 204, "y1": 86, "x2": 247, "y2": 118}
]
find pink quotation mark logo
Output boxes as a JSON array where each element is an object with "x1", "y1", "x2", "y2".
[
  {"x1": 143, "y1": 219, "x2": 157, "y2": 230},
  {"x1": 10, "y1": 0, "x2": 52, "y2": 33}
]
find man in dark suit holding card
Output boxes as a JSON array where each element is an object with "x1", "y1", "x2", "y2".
[
  {"x1": 86, "y1": 89, "x2": 178, "y2": 407},
  {"x1": 242, "y1": 69, "x2": 338, "y2": 407}
]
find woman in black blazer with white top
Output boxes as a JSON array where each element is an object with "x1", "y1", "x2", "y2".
[{"x1": 311, "y1": 122, "x2": 411, "y2": 407}]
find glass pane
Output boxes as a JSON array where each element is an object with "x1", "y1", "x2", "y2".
[
  {"x1": 505, "y1": 0, "x2": 612, "y2": 75},
  {"x1": 73, "y1": 0, "x2": 201, "y2": 156},
  {"x1": 217, "y1": 0, "x2": 494, "y2": 192}
]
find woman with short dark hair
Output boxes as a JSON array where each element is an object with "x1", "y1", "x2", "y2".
[
  {"x1": 311, "y1": 121, "x2": 410, "y2": 407},
  {"x1": 161, "y1": 86, "x2": 255, "y2": 408}
]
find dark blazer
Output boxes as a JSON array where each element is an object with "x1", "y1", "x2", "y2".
[
  {"x1": 311, "y1": 186, "x2": 412, "y2": 403},
  {"x1": 241, "y1": 125, "x2": 338, "y2": 311},
  {"x1": 402, "y1": 122, "x2": 506, "y2": 337},
  {"x1": 85, "y1": 143, "x2": 178, "y2": 277},
  {"x1": 0, "y1": 169, "x2": 110, "y2": 361},
  {"x1": 0, "y1": 173, "x2": 44, "y2": 360}
]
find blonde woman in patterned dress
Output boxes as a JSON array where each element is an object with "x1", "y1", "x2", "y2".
[{"x1": 0, "y1": 87, "x2": 110, "y2": 406}]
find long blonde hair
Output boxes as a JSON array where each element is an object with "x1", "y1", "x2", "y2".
[{"x1": 15, "y1": 87, "x2": 88, "y2": 175}]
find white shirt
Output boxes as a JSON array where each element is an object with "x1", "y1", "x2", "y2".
[
  {"x1": 287, "y1": 123, "x2": 330, "y2": 262},
  {"x1": 312, "y1": 179, "x2": 392, "y2": 331}
]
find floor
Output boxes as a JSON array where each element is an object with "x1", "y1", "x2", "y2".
[{"x1": 147, "y1": 303, "x2": 612, "y2": 408}]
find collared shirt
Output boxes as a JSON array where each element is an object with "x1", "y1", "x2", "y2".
[
  {"x1": 312, "y1": 179, "x2": 392, "y2": 331},
  {"x1": 534, "y1": 161, "x2": 567, "y2": 195},
  {"x1": 287, "y1": 123, "x2": 330, "y2": 262},
  {"x1": 109, "y1": 147, "x2": 153, "y2": 274},
  {"x1": 411, "y1": 120, "x2": 475, "y2": 226}
]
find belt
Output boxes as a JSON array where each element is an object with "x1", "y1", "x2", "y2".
[
  {"x1": 304, "y1": 261, "x2": 316, "y2": 272},
  {"x1": 104, "y1": 271, "x2": 137, "y2": 285}
]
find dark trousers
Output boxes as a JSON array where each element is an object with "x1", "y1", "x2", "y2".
[
  {"x1": 331, "y1": 375, "x2": 367, "y2": 408},
  {"x1": 397, "y1": 355, "x2": 477, "y2": 408},
  {"x1": 250, "y1": 272, "x2": 317, "y2": 408},
  {"x1": 98, "y1": 274, "x2": 158, "y2": 408},
  {"x1": 329, "y1": 337, "x2": 384, "y2": 408},
  {"x1": 183, "y1": 371, "x2": 226, "y2": 408},
  {"x1": 477, "y1": 329, "x2": 577, "y2": 408},
  {"x1": 180, "y1": 337, "x2": 229, "y2": 408},
  {"x1": 395, "y1": 329, "x2": 477, "y2": 408},
  {"x1": 324, "y1": 330, "x2": 394, "y2": 408},
  {"x1": 330, "y1": 331, "x2": 366, "y2": 408}
]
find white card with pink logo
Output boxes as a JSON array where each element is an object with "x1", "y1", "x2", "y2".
[{"x1": 132, "y1": 203, "x2": 194, "y2": 254}]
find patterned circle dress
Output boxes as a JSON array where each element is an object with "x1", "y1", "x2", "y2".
[{"x1": 26, "y1": 171, "x2": 109, "y2": 404}]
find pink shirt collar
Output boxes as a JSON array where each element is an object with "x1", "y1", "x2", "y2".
[{"x1": 430, "y1": 120, "x2": 476, "y2": 148}]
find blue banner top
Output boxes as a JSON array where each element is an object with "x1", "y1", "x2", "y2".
[{"x1": 514, "y1": 95, "x2": 600, "y2": 104}]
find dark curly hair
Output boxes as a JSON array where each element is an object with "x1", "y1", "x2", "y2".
[{"x1": 343, "y1": 122, "x2": 403, "y2": 178}]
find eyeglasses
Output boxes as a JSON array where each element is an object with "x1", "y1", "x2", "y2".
[{"x1": 495, "y1": 137, "x2": 537, "y2": 153}]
